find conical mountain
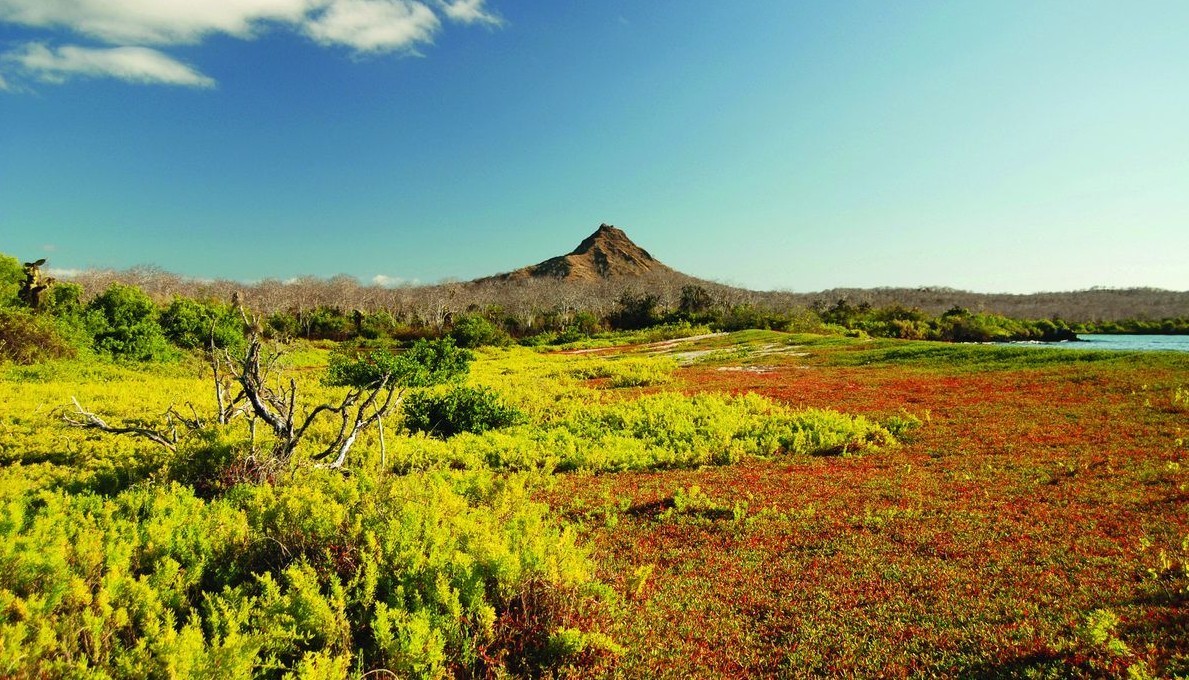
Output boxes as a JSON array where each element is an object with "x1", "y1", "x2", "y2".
[{"x1": 489, "y1": 224, "x2": 676, "y2": 281}]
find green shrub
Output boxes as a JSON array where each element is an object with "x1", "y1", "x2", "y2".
[
  {"x1": 86, "y1": 283, "x2": 175, "y2": 361},
  {"x1": 359, "y1": 310, "x2": 400, "y2": 340},
  {"x1": 553, "y1": 311, "x2": 602, "y2": 343},
  {"x1": 160, "y1": 296, "x2": 246, "y2": 350},
  {"x1": 44, "y1": 281, "x2": 84, "y2": 316},
  {"x1": 712, "y1": 304, "x2": 792, "y2": 332},
  {"x1": 882, "y1": 411, "x2": 924, "y2": 439},
  {"x1": 325, "y1": 337, "x2": 473, "y2": 390},
  {"x1": 405, "y1": 386, "x2": 524, "y2": 438},
  {"x1": 164, "y1": 428, "x2": 265, "y2": 496},
  {"x1": 609, "y1": 292, "x2": 662, "y2": 330},
  {"x1": 678, "y1": 285, "x2": 715, "y2": 316},
  {"x1": 266, "y1": 310, "x2": 301, "y2": 339},
  {"x1": 551, "y1": 327, "x2": 586, "y2": 345},
  {"x1": 658, "y1": 485, "x2": 734, "y2": 522},
  {"x1": 0, "y1": 252, "x2": 23, "y2": 306},
  {"x1": 450, "y1": 315, "x2": 511, "y2": 348},
  {"x1": 303, "y1": 306, "x2": 353, "y2": 341}
]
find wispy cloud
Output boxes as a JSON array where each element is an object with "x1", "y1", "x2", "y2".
[
  {"x1": 437, "y1": 0, "x2": 501, "y2": 26},
  {"x1": 7, "y1": 43, "x2": 215, "y2": 87},
  {"x1": 0, "y1": 0, "x2": 502, "y2": 89}
]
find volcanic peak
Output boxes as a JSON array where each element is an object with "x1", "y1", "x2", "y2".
[{"x1": 493, "y1": 224, "x2": 675, "y2": 281}]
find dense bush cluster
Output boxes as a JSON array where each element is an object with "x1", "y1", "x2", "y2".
[
  {"x1": 391, "y1": 390, "x2": 895, "y2": 474},
  {"x1": 86, "y1": 283, "x2": 179, "y2": 361},
  {"x1": 404, "y1": 386, "x2": 524, "y2": 438},
  {"x1": 325, "y1": 338, "x2": 473, "y2": 392},
  {"x1": 449, "y1": 315, "x2": 512, "y2": 348},
  {"x1": 1073, "y1": 318, "x2": 1189, "y2": 335},
  {"x1": 568, "y1": 356, "x2": 677, "y2": 387},
  {"x1": 813, "y1": 300, "x2": 1080, "y2": 343},
  {"x1": 160, "y1": 297, "x2": 248, "y2": 350},
  {"x1": 0, "y1": 470, "x2": 605, "y2": 679},
  {"x1": 0, "y1": 254, "x2": 257, "y2": 364}
]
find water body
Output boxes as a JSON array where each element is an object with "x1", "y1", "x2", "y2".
[{"x1": 1011, "y1": 334, "x2": 1189, "y2": 353}]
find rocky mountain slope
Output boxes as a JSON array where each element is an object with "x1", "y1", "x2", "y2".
[{"x1": 484, "y1": 224, "x2": 678, "y2": 282}]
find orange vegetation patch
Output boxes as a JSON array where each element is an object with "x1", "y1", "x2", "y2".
[{"x1": 543, "y1": 360, "x2": 1189, "y2": 678}]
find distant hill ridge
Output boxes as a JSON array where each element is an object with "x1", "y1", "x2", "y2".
[
  {"x1": 51, "y1": 222, "x2": 1189, "y2": 322},
  {"x1": 485, "y1": 224, "x2": 677, "y2": 282}
]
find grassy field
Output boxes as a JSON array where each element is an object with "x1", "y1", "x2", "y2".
[{"x1": 1, "y1": 331, "x2": 1186, "y2": 678}]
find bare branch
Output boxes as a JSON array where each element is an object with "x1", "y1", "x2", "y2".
[
  {"x1": 166, "y1": 404, "x2": 204, "y2": 431},
  {"x1": 63, "y1": 397, "x2": 178, "y2": 452},
  {"x1": 64, "y1": 330, "x2": 431, "y2": 474},
  {"x1": 318, "y1": 376, "x2": 403, "y2": 469}
]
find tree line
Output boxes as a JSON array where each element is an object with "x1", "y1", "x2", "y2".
[
  {"x1": 3, "y1": 251, "x2": 1187, "y2": 364},
  {"x1": 63, "y1": 260, "x2": 1189, "y2": 324}
]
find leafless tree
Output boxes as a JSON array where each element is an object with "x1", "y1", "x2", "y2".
[
  {"x1": 64, "y1": 334, "x2": 417, "y2": 472},
  {"x1": 56, "y1": 262, "x2": 1189, "y2": 325}
]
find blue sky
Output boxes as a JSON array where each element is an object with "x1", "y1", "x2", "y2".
[{"x1": 2, "y1": 1, "x2": 1186, "y2": 293}]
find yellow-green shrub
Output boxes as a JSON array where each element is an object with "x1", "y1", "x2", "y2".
[
  {"x1": 0, "y1": 470, "x2": 603, "y2": 679},
  {"x1": 568, "y1": 355, "x2": 677, "y2": 388},
  {"x1": 386, "y1": 392, "x2": 894, "y2": 474}
]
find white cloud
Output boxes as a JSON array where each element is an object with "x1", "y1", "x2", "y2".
[
  {"x1": 371, "y1": 274, "x2": 405, "y2": 287},
  {"x1": 47, "y1": 267, "x2": 82, "y2": 278},
  {"x1": 0, "y1": 0, "x2": 317, "y2": 45},
  {"x1": 0, "y1": 0, "x2": 469, "y2": 51},
  {"x1": 7, "y1": 43, "x2": 215, "y2": 87},
  {"x1": 437, "y1": 0, "x2": 501, "y2": 26},
  {"x1": 0, "y1": 0, "x2": 503, "y2": 89},
  {"x1": 304, "y1": 0, "x2": 438, "y2": 53}
]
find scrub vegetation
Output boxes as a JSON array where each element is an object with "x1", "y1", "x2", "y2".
[{"x1": 1, "y1": 253, "x2": 1186, "y2": 678}]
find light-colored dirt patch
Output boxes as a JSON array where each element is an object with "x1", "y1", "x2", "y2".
[
  {"x1": 562, "y1": 335, "x2": 812, "y2": 366},
  {"x1": 666, "y1": 342, "x2": 812, "y2": 366},
  {"x1": 559, "y1": 332, "x2": 724, "y2": 356},
  {"x1": 669, "y1": 348, "x2": 728, "y2": 364},
  {"x1": 715, "y1": 365, "x2": 779, "y2": 374},
  {"x1": 746, "y1": 343, "x2": 810, "y2": 359},
  {"x1": 636, "y1": 333, "x2": 724, "y2": 353}
]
